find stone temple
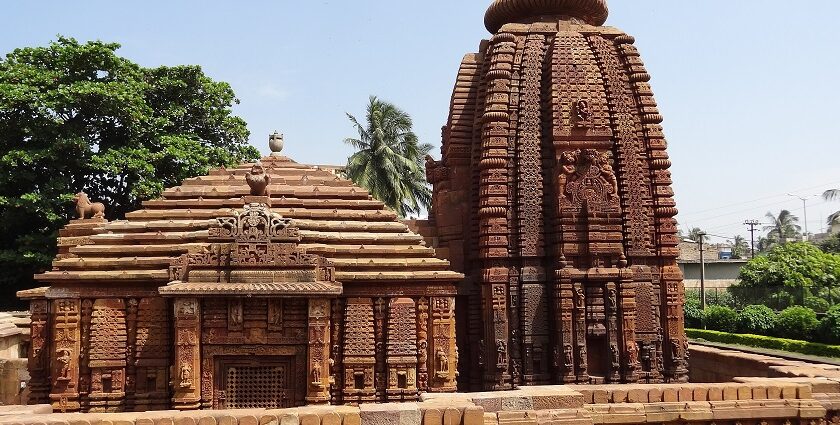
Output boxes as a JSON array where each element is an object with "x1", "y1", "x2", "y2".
[
  {"x1": 18, "y1": 0, "x2": 693, "y2": 415},
  {"x1": 20, "y1": 150, "x2": 462, "y2": 412},
  {"x1": 424, "y1": 0, "x2": 688, "y2": 390}
]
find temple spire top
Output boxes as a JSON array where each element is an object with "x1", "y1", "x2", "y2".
[{"x1": 484, "y1": 0, "x2": 609, "y2": 33}]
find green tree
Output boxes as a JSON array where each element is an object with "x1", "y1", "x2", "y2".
[
  {"x1": 820, "y1": 233, "x2": 840, "y2": 254},
  {"x1": 764, "y1": 210, "x2": 801, "y2": 245},
  {"x1": 731, "y1": 235, "x2": 749, "y2": 259},
  {"x1": 344, "y1": 96, "x2": 431, "y2": 217},
  {"x1": 826, "y1": 189, "x2": 840, "y2": 229},
  {"x1": 0, "y1": 37, "x2": 259, "y2": 305},
  {"x1": 729, "y1": 242, "x2": 840, "y2": 310},
  {"x1": 686, "y1": 227, "x2": 709, "y2": 243}
]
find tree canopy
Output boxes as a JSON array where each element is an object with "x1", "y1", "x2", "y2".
[
  {"x1": 764, "y1": 209, "x2": 801, "y2": 246},
  {"x1": 0, "y1": 37, "x2": 259, "y2": 305},
  {"x1": 344, "y1": 96, "x2": 431, "y2": 218},
  {"x1": 730, "y1": 242, "x2": 840, "y2": 311}
]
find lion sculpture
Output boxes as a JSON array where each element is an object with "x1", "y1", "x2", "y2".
[{"x1": 73, "y1": 192, "x2": 105, "y2": 219}]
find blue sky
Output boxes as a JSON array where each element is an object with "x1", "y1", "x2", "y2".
[{"x1": 4, "y1": 0, "x2": 840, "y2": 242}]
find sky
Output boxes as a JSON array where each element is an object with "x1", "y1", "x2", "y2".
[{"x1": 3, "y1": 0, "x2": 840, "y2": 244}]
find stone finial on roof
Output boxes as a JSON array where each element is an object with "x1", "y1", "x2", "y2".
[
  {"x1": 269, "y1": 131, "x2": 284, "y2": 156},
  {"x1": 484, "y1": 0, "x2": 609, "y2": 33}
]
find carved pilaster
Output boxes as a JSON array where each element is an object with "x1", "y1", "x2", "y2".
[
  {"x1": 385, "y1": 298, "x2": 418, "y2": 402},
  {"x1": 555, "y1": 262, "x2": 576, "y2": 383},
  {"x1": 88, "y1": 298, "x2": 127, "y2": 412},
  {"x1": 342, "y1": 298, "x2": 376, "y2": 404},
  {"x1": 306, "y1": 298, "x2": 331, "y2": 404},
  {"x1": 373, "y1": 297, "x2": 386, "y2": 401},
  {"x1": 50, "y1": 299, "x2": 81, "y2": 412},
  {"x1": 479, "y1": 31, "x2": 516, "y2": 391},
  {"x1": 429, "y1": 297, "x2": 456, "y2": 392},
  {"x1": 27, "y1": 299, "x2": 50, "y2": 405},
  {"x1": 125, "y1": 298, "x2": 138, "y2": 411},
  {"x1": 330, "y1": 297, "x2": 344, "y2": 404},
  {"x1": 572, "y1": 282, "x2": 588, "y2": 382},
  {"x1": 172, "y1": 298, "x2": 201, "y2": 410},
  {"x1": 416, "y1": 298, "x2": 429, "y2": 391}
]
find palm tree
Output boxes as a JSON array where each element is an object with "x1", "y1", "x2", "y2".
[
  {"x1": 686, "y1": 227, "x2": 709, "y2": 243},
  {"x1": 826, "y1": 189, "x2": 840, "y2": 230},
  {"x1": 764, "y1": 209, "x2": 801, "y2": 244},
  {"x1": 731, "y1": 235, "x2": 749, "y2": 259},
  {"x1": 344, "y1": 97, "x2": 433, "y2": 218}
]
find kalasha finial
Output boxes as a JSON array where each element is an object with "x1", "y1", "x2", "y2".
[
  {"x1": 484, "y1": 0, "x2": 609, "y2": 33},
  {"x1": 245, "y1": 161, "x2": 271, "y2": 196},
  {"x1": 269, "y1": 131, "x2": 284, "y2": 156}
]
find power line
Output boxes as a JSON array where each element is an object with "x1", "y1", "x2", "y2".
[{"x1": 677, "y1": 180, "x2": 840, "y2": 219}]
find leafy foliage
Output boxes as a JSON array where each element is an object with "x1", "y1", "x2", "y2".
[
  {"x1": 821, "y1": 233, "x2": 840, "y2": 254},
  {"x1": 0, "y1": 37, "x2": 259, "y2": 305},
  {"x1": 703, "y1": 306, "x2": 738, "y2": 333},
  {"x1": 819, "y1": 306, "x2": 840, "y2": 345},
  {"x1": 684, "y1": 296, "x2": 704, "y2": 329},
  {"x1": 729, "y1": 242, "x2": 840, "y2": 310},
  {"x1": 344, "y1": 96, "x2": 431, "y2": 218},
  {"x1": 736, "y1": 305, "x2": 776, "y2": 335},
  {"x1": 686, "y1": 329, "x2": 840, "y2": 359},
  {"x1": 774, "y1": 306, "x2": 819, "y2": 341}
]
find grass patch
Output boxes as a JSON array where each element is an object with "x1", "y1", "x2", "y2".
[{"x1": 687, "y1": 328, "x2": 840, "y2": 358}]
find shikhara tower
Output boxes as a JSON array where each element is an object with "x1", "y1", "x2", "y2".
[{"x1": 426, "y1": 0, "x2": 689, "y2": 390}]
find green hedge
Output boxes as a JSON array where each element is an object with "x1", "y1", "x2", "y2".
[{"x1": 686, "y1": 328, "x2": 840, "y2": 358}]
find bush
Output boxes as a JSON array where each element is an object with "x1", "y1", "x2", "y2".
[
  {"x1": 684, "y1": 297, "x2": 704, "y2": 329},
  {"x1": 686, "y1": 328, "x2": 840, "y2": 358},
  {"x1": 805, "y1": 296, "x2": 831, "y2": 313},
  {"x1": 775, "y1": 306, "x2": 819, "y2": 341},
  {"x1": 703, "y1": 306, "x2": 738, "y2": 333},
  {"x1": 737, "y1": 305, "x2": 776, "y2": 335},
  {"x1": 820, "y1": 305, "x2": 840, "y2": 344}
]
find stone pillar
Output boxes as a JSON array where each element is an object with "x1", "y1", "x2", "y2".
[
  {"x1": 172, "y1": 298, "x2": 201, "y2": 410},
  {"x1": 50, "y1": 299, "x2": 81, "y2": 412},
  {"x1": 27, "y1": 299, "x2": 50, "y2": 405},
  {"x1": 554, "y1": 260, "x2": 576, "y2": 383},
  {"x1": 429, "y1": 297, "x2": 457, "y2": 392},
  {"x1": 306, "y1": 298, "x2": 331, "y2": 404}
]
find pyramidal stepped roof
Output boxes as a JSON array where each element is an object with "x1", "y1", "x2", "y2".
[
  {"x1": 36, "y1": 155, "x2": 462, "y2": 285},
  {"x1": 485, "y1": 0, "x2": 609, "y2": 32}
]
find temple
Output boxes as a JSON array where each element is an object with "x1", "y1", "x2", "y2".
[
  {"x1": 19, "y1": 144, "x2": 461, "y2": 412},
  {"x1": 425, "y1": 0, "x2": 688, "y2": 390}
]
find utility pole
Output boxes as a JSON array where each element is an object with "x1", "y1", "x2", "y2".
[
  {"x1": 744, "y1": 220, "x2": 760, "y2": 258},
  {"x1": 787, "y1": 194, "x2": 812, "y2": 241},
  {"x1": 698, "y1": 232, "x2": 706, "y2": 312}
]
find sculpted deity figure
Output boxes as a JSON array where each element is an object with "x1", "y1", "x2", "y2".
[
  {"x1": 57, "y1": 349, "x2": 72, "y2": 379},
  {"x1": 563, "y1": 344, "x2": 574, "y2": 368},
  {"x1": 179, "y1": 363, "x2": 192, "y2": 388},
  {"x1": 245, "y1": 162, "x2": 271, "y2": 196},
  {"x1": 436, "y1": 348, "x2": 449, "y2": 374},
  {"x1": 574, "y1": 99, "x2": 593, "y2": 128},
  {"x1": 496, "y1": 340, "x2": 507, "y2": 370}
]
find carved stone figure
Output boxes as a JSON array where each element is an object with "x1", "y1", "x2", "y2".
[
  {"x1": 563, "y1": 344, "x2": 574, "y2": 368},
  {"x1": 496, "y1": 340, "x2": 507, "y2": 370},
  {"x1": 57, "y1": 349, "x2": 72, "y2": 379},
  {"x1": 73, "y1": 192, "x2": 105, "y2": 219},
  {"x1": 436, "y1": 348, "x2": 449, "y2": 375},
  {"x1": 245, "y1": 162, "x2": 271, "y2": 196},
  {"x1": 178, "y1": 363, "x2": 192, "y2": 388},
  {"x1": 574, "y1": 99, "x2": 593, "y2": 128}
]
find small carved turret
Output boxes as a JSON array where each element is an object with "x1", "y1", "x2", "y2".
[
  {"x1": 73, "y1": 192, "x2": 105, "y2": 219},
  {"x1": 245, "y1": 162, "x2": 270, "y2": 196}
]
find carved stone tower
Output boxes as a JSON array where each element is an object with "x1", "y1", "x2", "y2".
[{"x1": 427, "y1": 0, "x2": 688, "y2": 390}]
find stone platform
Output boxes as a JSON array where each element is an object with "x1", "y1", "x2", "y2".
[{"x1": 0, "y1": 379, "x2": 837, "y2": 425}]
